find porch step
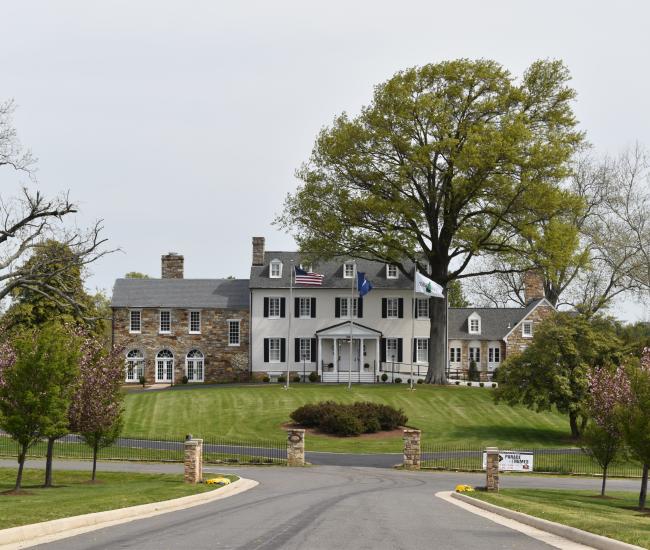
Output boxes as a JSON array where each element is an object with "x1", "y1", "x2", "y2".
[{"x1": 321, "y1": 372, "x2": 377, "y2": 383}]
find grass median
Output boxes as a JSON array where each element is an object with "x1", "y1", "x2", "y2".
[
  {"x1": 0, "y1": 468, "x2": 237, "y2": 530},
  {"x1": 469, "y1": 488, "x2": 650, "y2": 548},
  {"x1": 122, "y1": 384, "x2": 572, "y2": 453}
]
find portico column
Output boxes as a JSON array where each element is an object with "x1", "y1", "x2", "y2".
[
  {"x1": 318, "y1": 337, "x2": 322, "y2": 375},
  {"x1": 333, "y1": 338, "x2": 338, "y2": 372}
]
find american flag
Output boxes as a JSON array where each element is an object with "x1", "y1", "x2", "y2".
[{"x1": 294, "y1": 266, "x2": 324, "y2": 286}]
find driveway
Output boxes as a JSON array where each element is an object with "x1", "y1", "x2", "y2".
[{"x1": 11, "y1": 460, "x2": 640, "y2": 550}]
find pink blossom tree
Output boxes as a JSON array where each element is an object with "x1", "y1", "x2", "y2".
[{"x1": 68, "y1": 336, "x2": 124, "y2": 481}]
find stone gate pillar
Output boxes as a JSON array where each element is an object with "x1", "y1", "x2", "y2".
[
  {"x1": 184, "y1": 438, "x2": 203, "y2": 484},
  {"x1": 403, "y1": 429, "x2": 421, "y2": 470},
  {"x1": 287, "y1": 429, "x2": 305, "y2": 466},
  {"x1": 485, "y1": 447, "x2": 499, "y2": 492}
]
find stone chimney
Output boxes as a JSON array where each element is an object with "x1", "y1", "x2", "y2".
[
  {"x1": 252, "y1": 237, "x2": 265, "y2": 267},
  {"x1": 161, "y1": 253, "x2": 184, "y2": 279},
  {"x1": 523, "y1": 270, "x2": 545, "y2": 304}
]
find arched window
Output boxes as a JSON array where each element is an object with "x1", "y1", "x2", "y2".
[
  {"x1": 186, "y1": 349, "x2": 204, "y2": 382},
  {"x1": 156, "y1": 349, "x2": 174, "y2": 383},
  {"x1": 125, "y1": 349, "x2": 144, "y2": 382}
]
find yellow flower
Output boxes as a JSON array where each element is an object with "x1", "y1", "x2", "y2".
[
  {"x1": 206, "y1": 477, "x2": 231, "y2": 486},
  {"x1": 455, "y1": 484, "x2": 474, "y2": 492}
]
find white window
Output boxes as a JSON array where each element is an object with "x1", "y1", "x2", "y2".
[
  {"x1": 156, "y1": 349, "x2": 174, "y2": 383},
  {"x1": 449, "y1": 347, "x2": 461, "y2": 363},
  {"x1": 386, "y1": 265, "x2": 398, "y2": 279},
  {"x1": 386, "y1": 338, "x2": 398, "y2": 362},
  {"x1": 268, "y1": 297, "x2": 281, "y2": 319},
  {"x1": 186, "y1": 349, "x2": 204, "y2": 382},
  {"x1": 488, "y1": 346, "x2": 501, "y2": 363},
  {"x1": 386, "y1": 298, "x2": 399, "y2": 319},
  {"x1": 269, "y1": 338, "x2": 281, "y2": 362},
  {"x1": 299, "y1": 338, "x2": 311, "y2": 361},
  {"x1": 339, "y1": 297, "x2": 358, "y2": 318},
  {"x1": 343, "y1": 262, "x2": 355, "y2": 278},
  {"x1": 189, "y1": 310, "x2": 201, "y2": 334},
  {"x1": 125, "y1": 349, "x2": 144, "y2": 382},
  {"x1": 469, "y1": 346, "x2": 481, "y2": 363},
  {"x1": 416, "y1": 338, "x2": 429, "y2": 363},
  {"x1": 228, "y1": 320, "x2": 240, "y2": 346},
  {"x1": 299, "y1": 297, "x2": 311, "y2": 318},
  {"x1": 416, "y1": 298, "x2": 429, "y2": 318},
  {"x1": 159, "y1": 310, "x2": 171, "y2": 334},
  {"x1": 468, "y1": 314, "x2": 481, "y2": 334},
  {"x1": 270, "y1": 260, "x2": 282, "y2": 278},
  {"x1": 129, "y1": 310, "x2": 141, "y2": 333},
  {"x1": 522, "y1": 321, "x2": 533, "y2": 338}
]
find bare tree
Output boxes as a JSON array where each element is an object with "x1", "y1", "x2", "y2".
[
  {"x1": 468, "y1": 147, "x2": 648, "y2": 315},
  {"x1": 0, "y1": 99, "x2": 110, "y2": 321}
]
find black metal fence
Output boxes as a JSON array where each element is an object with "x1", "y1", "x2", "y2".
[
  {"x1": 420, "y1": 441, "x2": 644, "y2": 477},
  {"x1": 0, "y1": 433, "x2": 287, "y2": 466}
]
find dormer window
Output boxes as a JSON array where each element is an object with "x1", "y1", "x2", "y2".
[
  {"x1": 343, "y1": 262, "x2": 355, "y2": 278},
  {"x1": 270, "y1": 259, "x2": 283, "y2": 278},
  {"x1": 468, "y1": 312, "x2": 481, "y2": 335},
  {"x1": 386, "y1": 265, "x2": 398, "y2": 279}
]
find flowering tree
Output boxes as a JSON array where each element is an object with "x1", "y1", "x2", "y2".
[
  {"x1": 69, "y1": 337, "x2": 124, "y2": 481},
  {"x1": 583, "y1": 365, "x2": 630, "y2": 495}
]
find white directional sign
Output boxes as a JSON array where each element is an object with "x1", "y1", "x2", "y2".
[{"x1": 482, "y1": 451, "x2": 534, "y2": 472}]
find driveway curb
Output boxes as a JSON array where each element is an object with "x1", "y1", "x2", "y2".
[
  {"x1": 450, "y1": 491, "x2": 644, "y2": 550},
  {"x1": 0, "y1": 477, "x2": 258, "y2": 550}
]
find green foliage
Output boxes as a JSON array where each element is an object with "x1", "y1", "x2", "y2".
[
  {"x1": 292, "y1": 375, "x2": 301, "y2": 383},
  {"x1": 277, "y1": 375, "x2": 286, "y2": 383},
  {"x1": 618, "y1": 366, "x2": 650, "y2": 468},
  {"x1": 468, "y1": 361, "x2": 479, "y2": 382},
  {"x1": 495, "y1": 312, "x2": 622, "y2": 438},
  {"x1": 125, "y1": 272, "x2": 150, "y2": 279},
  {"x1": 381, "y1": 373, "x2": 388, "y2": 382},
  {"x1": 581, "y1": 421, "x2": 623, "y2": 495},
  {"x1": 447, "y1": 280, "x2": 469, "y2": 308},
  {"x1": 308, "y1": 372, "x2": 319, "y2": 383}
]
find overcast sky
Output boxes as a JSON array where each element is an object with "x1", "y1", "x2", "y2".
[{"x1": 1, "y1": 1, "x2": 648, "y2": 321}]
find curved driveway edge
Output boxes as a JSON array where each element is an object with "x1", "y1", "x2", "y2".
[
  {"x1": 0, "y1": 477, "x2": 258, "y2": 550},
  {"x1": 446, "y1": 491, "x2": 644, "y2": 550}
]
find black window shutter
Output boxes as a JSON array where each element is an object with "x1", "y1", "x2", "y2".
[
  {"x1": 280, "y1": 298, "x2": 286, "y2": 318},
  {"x1": 381, "y1": 298, "x2": 387, "y2": 318},
  {"x1": 412, "y1": 338, "x2": 417, "y2": 362},
  {"x1": 294, "y1": 297, "x2": 299, "y2": 318},
  {"x1": 311, "y1": 297, "x2": 316, "y2": 318},
  {"x1": 413, "y1": 298, "x2": 418, "y2": 319},
  {"x1": 263, "y1": 297, "x2": 269, "y2": 318},
  {"x1": 311, "y1": 338, "x2": 317, "y2": 362},
  {"x1": 264, "y1": 338, "x2": 269, "y2": 362},
  {"x1": 357, "y1": 297, "x2": 363, "y2": 318},
  {"x1": 380, "y1": 338, "x2": 386, "y2": 362},
  {"x1": 398, "y1": 298, "x2": 404, "y2": 318},
  {"x1": 398, "y1": 339, "x2": 403, "y2": 363},
  {"x1": 335, "y1": 297, "x2": 341, "y2": 318},
  {"x1": 280, "y1": 338, "x2": 286, "y2": 362},
  {"x1": 295, "y1": 338, "x2": 300, "y2": 361}
]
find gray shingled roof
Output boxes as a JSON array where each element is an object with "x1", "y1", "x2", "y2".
[
  {"x1": 448, "y1": 299, "x2": 542, "y2": 340},
  {"x1": 249, "y1": 251, "x2": 417, "y2": 289},
  {"x1": 111, "y1": 279, "x2": 249, "y2": 309}
]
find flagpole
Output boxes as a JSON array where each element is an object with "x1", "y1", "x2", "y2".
[
  {"x1": 286, "y1": 259, "x2": 294, "y2": 390},
  {"x1": 445, "y1": 283, "x2": 449, "y2": 384},
  {"x1": 348, "y1": 263, "x2": 355, "y2": 390},
  {"x1": 411, "y1": 269, "x2": 416, "y2": 391}
]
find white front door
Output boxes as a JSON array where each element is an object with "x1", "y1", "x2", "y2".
[
  {"x1": 338, "y1": 339, "x2": 360, "y2": 372},
  {"x1": 156, "y1": 358, "x2": 173, "y2": 382}
]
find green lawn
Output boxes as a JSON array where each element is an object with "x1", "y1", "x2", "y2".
[
  {"x1": 470, "y1": 489, "x2": 650, "y2": 548},
  {"x1": 0, "y1": 468, "x2": 237, "y2": 529},
  {"x1": 122, "y1": 384, "x2": 573, "y2": 453}
]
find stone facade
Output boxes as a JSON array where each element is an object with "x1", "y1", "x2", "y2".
[
  {"x1": 504, "y1": 302, "x2": 554, "y2": 357},
  {"x1": 112, "y1": 306, "x2": 250, "y2": 384},
  {"x1": 161, "y1": 253, "x2": 184, "y2": 279},
  {"x1": 523, "y1": 270, "x2": 545, "y2": 303},
  {"x1": 287, "y1": 429, "x2": 305, "y2": 466},
  {"x1": 485, "y1": 447, "x2": 499, "y2": 492},
  {"x1": 252, "y1": 237, "x2": 265, "y2": 267},
  {"x1": 402, "y1": 429, "x2": 421, "y2": 470},
  {"x1": 184, "y1": 438, "x2": 203, "y2": 483}
]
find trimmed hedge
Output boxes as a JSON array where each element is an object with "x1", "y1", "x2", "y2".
[{"x1": 290, "y1": 401, "x2": 408, "y2": 436}]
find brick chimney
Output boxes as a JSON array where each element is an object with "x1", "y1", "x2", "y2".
[
  {"x1": 161, "y1": 253, "x2": 184, "y2": 279},
  {"x1": 523, "y1": 270, "x2": 545, "y2": 303},
  {"x1": 252, "y1": 237, "x2": 265, "y2": 266}
]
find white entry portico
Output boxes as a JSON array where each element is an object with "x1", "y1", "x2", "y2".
[{"x1": 316, "y1": 322, "x2": 381, "y2": 383}]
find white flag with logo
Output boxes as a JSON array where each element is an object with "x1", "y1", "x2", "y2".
[{"x1": 414, "y1": 271, "x2": 444, "y2": 298}]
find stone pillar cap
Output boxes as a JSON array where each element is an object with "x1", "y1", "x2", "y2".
[{"x1": 485, "y1": 447, "x2": 499, "y2": 452}]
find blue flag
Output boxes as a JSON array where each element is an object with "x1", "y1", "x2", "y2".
[{"x1": 357, "y1": 271, "x2": 373, "y2": 297}]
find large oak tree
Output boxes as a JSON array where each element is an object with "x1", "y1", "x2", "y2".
[{"x1": 278, "y1": 59, "x2": 584, "y2": 383}]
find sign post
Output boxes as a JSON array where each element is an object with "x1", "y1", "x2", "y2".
[{"x1": 482, "y1": 450, "x2": 534, "y2": 472}]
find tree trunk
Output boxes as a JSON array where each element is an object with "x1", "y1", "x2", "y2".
[
  {"x1": 601, "y1": 465, "x2": 608, "y2": 497},
  {"x1": 15, "y1": 445, "x2": 27, "y2": 492},
  {"x1": 425, "y1": 294, "x2": 447, "y2": 385},
  {"x1": 92, "y1": 443, "x2": 98, "y2": 482},
  {"x1": 569, "y1": 411, "x2": 580, "y2": 439},
  {"x1": 639, "y1": 464, "x2": 648, "y2": 510},
  {"x1": 44, "y1": 436, "x2": 55, "y2": 488}
]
